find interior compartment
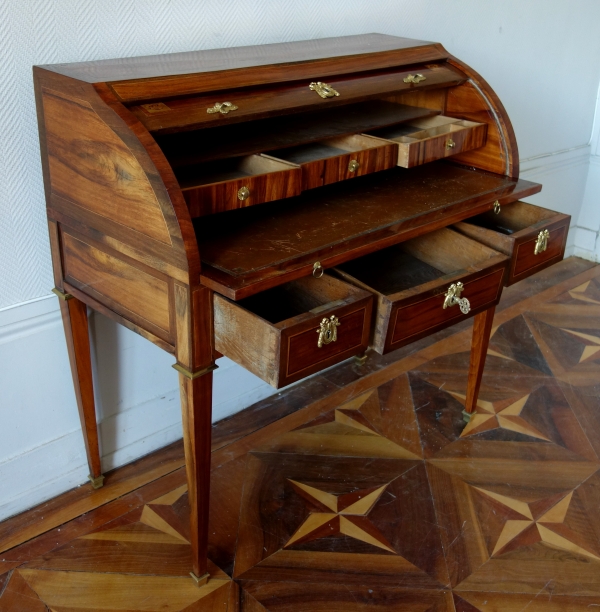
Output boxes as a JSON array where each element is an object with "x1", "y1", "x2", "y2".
[
  {"x1": 236, "y1": 274, "x2": 363, "y2": 324},
  {"x1": 156, "y1": 101, "x2": 439, "y2": 168},
  {"x1": 266, "y1": 133, "x2": 397, "y2": 189},
  {"x1": 334, "y1": 228, "x2": 507, "y2": 354},
  {"x1": 369, "y1": 115, "x2": 487, "y2": 168},
  {"x1": 336, "y1": 227, "x2": 501, "y2": 296},
  {"x1": 176, "y1": 154, "x2": 297, "y2": 190},
  {"x1": 461, "y1": 201, "x2": 559, "y2": 235},
  {"x1": 372, "y1": 115, "x2": 481, "y2": 143},
  {"x1": 267, "y1": 134, "x2": 387, "y2": 165}
]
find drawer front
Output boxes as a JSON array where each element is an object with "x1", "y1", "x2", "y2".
[
  {"x1": 214, "y1": 275, "x2": 373, "y2": 388},
  {"x1": 130, "y1": 64, "x2": 465, "y2": 133},
  {"x1": 183, "y1": 166, "x2": 301, "y2": 216},
  {"x1": 284, "y1": 306, "x2": 370, "y2": 380},
  {"x1": 512, "y1": 223, "x2": 568, "y2": 281},
  {"x1": 453, "y1": 202, "x2": 571, "y2": 286},
  {"x1": 399, "y1": 122, "x2": 487, "y2": 168},
  {"x1": 390, "y1": 267, "x2": 504, "y2": 349},
  {"x1": 302, "y1": 140, "x2": 397, "y2": 190}
]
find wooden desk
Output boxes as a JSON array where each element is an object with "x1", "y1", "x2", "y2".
[{"x1": 33, "y1": 34, "x2": 569, "y2": 584}]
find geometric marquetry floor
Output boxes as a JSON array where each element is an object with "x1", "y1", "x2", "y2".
[{"x1": 1, "y1": 259, "x2": 600, "y2": 611}]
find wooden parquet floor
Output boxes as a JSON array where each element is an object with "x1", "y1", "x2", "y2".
[{"x1": 2, "y1": 258, "x2": 600, "y2": 611}]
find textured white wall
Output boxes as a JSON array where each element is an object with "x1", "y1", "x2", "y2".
[
  {"x1": 1, "y1": 0, "x2": 600, "y2": 521},
  {"x1": 574, "y1": 84, "x2": 600, "y2": 261}
]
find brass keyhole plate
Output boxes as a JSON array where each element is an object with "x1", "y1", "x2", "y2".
[{"x1": 316, "y1": 315, "x2": 341, "y2": 348}]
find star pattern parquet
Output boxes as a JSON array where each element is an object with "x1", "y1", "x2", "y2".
[{"x1": 1, "y1": 261, "x2": 600, "y2": 611}]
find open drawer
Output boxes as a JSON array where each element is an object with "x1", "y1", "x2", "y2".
[
  {"x1": 368, "y1": 115, "x2": 487, "y2": 168},
  {"x1": 214, "y1": 274, "x2": 373, "y2": 388},
  {"x1": 178, "y1": 154, "x2": 301, "y2": 217},
  {"x1": 453, "y1": 201, "x2": 570, "y2": 285},
  {"x1": 334, "y1": 228, "x2": 508, "y2": 354},
  {"x1": 267, "y1": 134, "x2": 398, "y2": 190}
]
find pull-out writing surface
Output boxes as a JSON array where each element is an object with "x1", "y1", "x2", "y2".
[{"x1": 195, "y1": 163, "x2": 541, "y2": 299}]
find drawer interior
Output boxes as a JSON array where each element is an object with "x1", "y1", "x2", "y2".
[
  {"x1": 266, "y1": 134, "x2": 390, "y2": 165},
  {"x1": 177, "y1": 154, "x2": 297, "y2": 189},
  {"x1": 235, "y1": 274, "x2": 366, "y2": 325},
  {"x1": 337, "y1": 228, "x2": 501, "y2": 297},
  {"x1": 370, "y1": 115, "x2": 483, "y2": 145},
  {"x1": 462, "y1": 201, "x2": 560, "y2": 235}
]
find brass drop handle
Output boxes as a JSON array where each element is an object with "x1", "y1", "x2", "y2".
[
  {"x1": 309, "y1": 81, "x2": 340, "y2": 99},
  {"x1": 238, "y1": 186, "x2": 250, "y2": 201},
  {"x1": 312, "y1": 261, "x2": 324, "y2": 278},
  {"x1": 207, "y1": 101, "x2": 238, "y2": 115},
  {"x1": 493, "y1": 200, "x2": 501, "y2": 215},
  {"x1": 445, "y1": 138, "x2": 456, "y2": 150},
  {"x1": 316, "y1": 315, "x2": 341, "y2": 348},
  {"x1": 348, "y1": 160, "x2": 360, "y2": 173},
  {"x1": 443, "y1": 282, "x2": 471, "y2": 315},
  {"x1": 534, "y1": 229, "x2": 550, "y2": 255},
  {"x1": 403, "y1": 73, "x2": 426, "y2": 84}
]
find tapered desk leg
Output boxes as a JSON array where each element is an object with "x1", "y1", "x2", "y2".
[
  {"x1": 178, "y1": 369, "x2": 213, "y2": 586},
  {"x1": 464, "y1": 305, "x2": 496, "y2": 417},
  {"x1": 55, "y1": 290, "x2": 104, "y2": 488}
]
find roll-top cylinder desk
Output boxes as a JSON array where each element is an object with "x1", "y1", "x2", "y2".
[{"x1": 34, "y1": 33, "x2": 569, "y2": 584}]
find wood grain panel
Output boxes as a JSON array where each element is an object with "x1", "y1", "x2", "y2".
[
  {"x1": 102, "y1": 35, "x2": 447, "y2": 101},
  {"x1": 391, "y1": 268, "x2": 504, "y2": 346},
  {"x1": 130, "y1": 64, "x2": 464, "y2": 133},
  {"x1": 286, "y1": 307, "x2": 368, "y2": 377},
  {"x1": 197, "y1": 164, "x2": 542, "y2": 300},
  {"x1": 397, "y1": 122, "x2": 487, "y2": 168},
  {"x1": 513, "y1": 225, "x2": 568, "y2": 279},
  {"x1": 62, "y1": 232, "x2": 171, "y2": 334},
  {"x1": 184, "y1": 163, "x2": 302, "y2": 217},
  {"x1": 445, "y1": 81, "x2": 509, "y2": 176},
  {"x1": 214, "y1": 293, "x2": 281, "y2": 386},
  {"x1": 42, "y1": 89, "x2": 172, "y2": 245}
]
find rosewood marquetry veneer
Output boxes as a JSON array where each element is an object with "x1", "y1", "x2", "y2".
[{"x1": 33, "y1": 33, "x2": 569, "y2": 584}]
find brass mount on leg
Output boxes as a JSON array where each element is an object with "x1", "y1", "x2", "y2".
[
  {"x1": 190, "y1": 571, "x2": 210, "y2": 587},
  {"x1": 88, "y1": 474, "x2": 105, "y2": 489},
  {"x1": 52, "y1": 288, "x2": 74, "y2": 301},
  {"x1": 354, "y1": 352, "x2": 368, "y2": 366},
  {"x1": 462, "y1": 410, "x2": 472, "y2": 424},
  {"x1": 172, "y1": 363, "x2": 219, "y2": 380}
]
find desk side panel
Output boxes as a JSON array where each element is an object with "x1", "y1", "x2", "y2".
[{"x1": 34, "y1": 68, "x2": 198, "y2": 350}]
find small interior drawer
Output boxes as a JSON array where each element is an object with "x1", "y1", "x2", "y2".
[
  {"x1": 453, "y1": 201, "x2": 570, "y2": 285},
  {"x1": 178, "y1": 154, "x2": 301, "y2": 217},
  {"x1": 369, "y1": 115, "x2": 487, "y2": 168},
  {"x1": 267, "y1": 134, "x2": 398, "y2": 190},
  {"x1": 214, "y1": 274, "x2": 373, "y2": 388},
  {"x1": 334, "y1": 228, "x2": 507, "y2": 354}
]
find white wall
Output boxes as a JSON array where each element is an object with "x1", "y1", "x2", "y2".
[
  {"x1": 573, "y1": 84, "x2": 600, "y2": 261},
  {"x1": 1, "y1": 0, "x2": 600, "y2": 521}
]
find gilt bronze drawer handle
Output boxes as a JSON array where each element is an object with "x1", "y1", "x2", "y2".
[
  {"x1": 534, "y1": 229, "x2": 550, "y2": 255},
  {"x1": 317, "y1": 315, "x2": 341, "y2": 348},
  {"x1": 445, "y1": 138, "x2": 456, "y2": 150},
  {"x1": 238, "y1": 186, "x2": 250, "y2": 201},
  {"x1": 312, "y1": 261, "x2": 324, "y2": 278},
  {"x1": 493, "y1": 200, "x2": 501, "y2": 214},
  {"x1": 443, "y1": 282, "x2": 471, "y2": 315},
  {"x1": 309, "y1": 81, "x2": 340, "y2": 99},
  {"x1": 403, "y1": 73, "x2": 426, "y2": 84},
  {"x1": 348, "y1": 160, "x2": 360, "y2": 172},
  {"x1": 207, "y1": 101, "x2": 238, "y2": 115}
]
